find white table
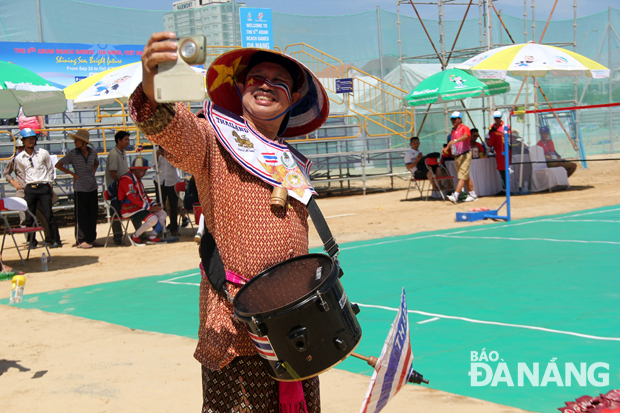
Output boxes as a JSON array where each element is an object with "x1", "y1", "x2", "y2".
[{"x1": 445, "y1": 158, "x2": 503, "y2": 197}]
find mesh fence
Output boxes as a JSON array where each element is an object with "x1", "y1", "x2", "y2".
[{"x1": 0, "y1": 1, "x2": 618, "y2": 160}]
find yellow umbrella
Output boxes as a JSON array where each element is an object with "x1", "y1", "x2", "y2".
[
  {"x1": 64, "y1": 63, "x2": 136, "y2": 101},
  {"x1": 456, "y1": 41, "x2": 609, "y2": 79}
]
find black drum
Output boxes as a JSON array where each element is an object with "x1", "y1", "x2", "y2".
[{"x1": 233, "y1": 254, "x2": 362, "y2": 381}]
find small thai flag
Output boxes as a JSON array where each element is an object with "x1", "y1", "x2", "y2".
[
  {"x1": 262, "y1": 153, "x2": 278, "y2": 164},
  {"x1": 248, "y1": 332, "x2": 279, "y2": 361}
]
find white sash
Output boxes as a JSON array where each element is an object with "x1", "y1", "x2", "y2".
[{"x1": 205, "y1": 101, "x2": 316, "y2": 205}]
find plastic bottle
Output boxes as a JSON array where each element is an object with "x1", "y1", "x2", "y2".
[
  {"x1": 10, "y1": 275, "x2": 26, "y2": 304},
  {"x1": 41, "y1": 252, "x2": 48, "y2": 272}
]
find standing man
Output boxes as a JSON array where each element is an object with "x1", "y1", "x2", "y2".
[
  {"x1": 444, "y1": 111, "x2": 477, "y2": 203},
  {"x1": 129, "y1": 32, "x2": 329, "y2": 412},
  {"x1": 487, "y1": 111, "x2": 511, "y2": 190},
  {"x1": 15, "y1": 128, "x2": 61, "y2": 248},
  {"x1": 537, "y1": 126, "x2": 577, "y2": 177},
  {"x1": 4, "y1": 138, "x2": 50, "y2": 244},
  {"x1": 153, "y1": 146, "x2": 180, "y2": 236},
  {"x1": 55, "y1": 129, "x2": 100, "y2": 249},
  {"x1": 105, "y1": 130, "x2": 131, "y2": 245}
]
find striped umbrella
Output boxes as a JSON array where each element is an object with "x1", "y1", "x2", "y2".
[
  {"x1": 0, "y1": 61, "x2": 66, "y2": 118},
  {"x1": 404, "y1": 68, "x2": 510, "y2": 106},
  {"x1": 455, "y1": 42, "x2": 610, "y2": 79},
  {"x1": 64, "y1": 62, "x2": 206, "y2": 108}
]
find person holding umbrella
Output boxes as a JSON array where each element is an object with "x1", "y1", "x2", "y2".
[{"x1": 55, "y1": 129, "x2": 100, "y2": 248}]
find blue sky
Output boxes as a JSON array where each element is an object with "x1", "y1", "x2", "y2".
[{"x1": 77, "y1": 0, "x2": 615, "y2": 20}]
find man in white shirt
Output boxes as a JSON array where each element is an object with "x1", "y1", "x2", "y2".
[
  {"x1": 404, "y1": 136, "x2": 445, "y2": 190},
  {"x1": 153, "y1": 146, "x2": 180, "y2": 236},
  {"x1": 15, "y1": 128, "x2": 61, "y2": 248}
]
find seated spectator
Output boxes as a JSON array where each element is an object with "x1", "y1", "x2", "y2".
[
  {"x1": 536, "y1": 126, "x2": 577, "y2": 177},
  {"x1": 404, "y1": 136, "x2": 446, "y2": 190},
  {"x1": 470, "y1": 128, "x2": 486, "y2": 158},
  {"x1": 118, "y1": 157, "x2": 167, "y2": 245},
  {"x1": 510, "y1": 129, "x2": 528, "y2": 153}
]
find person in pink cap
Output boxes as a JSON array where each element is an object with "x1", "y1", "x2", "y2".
[
  {"x1": 444, "y1": 111, "x2": 477, "y2": 203},
  {"x1": 129, "y1": 32, "x2": 330, "y2": 412}
]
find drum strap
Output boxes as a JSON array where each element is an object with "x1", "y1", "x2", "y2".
[
  {"x1": 307, "y1": 197, "x2": 340, "y2": 257},
  {"x1": 200, "y1": 196, "x2": 339, "y2": 294}
]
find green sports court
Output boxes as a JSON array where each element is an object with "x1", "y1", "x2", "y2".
[{"x1": 11, "y1": 205, "x2": 620, "y2": 413}]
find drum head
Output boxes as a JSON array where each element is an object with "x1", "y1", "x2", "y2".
[{"x1": 235, "y1": 254, "x2": 334, "y2": 316}]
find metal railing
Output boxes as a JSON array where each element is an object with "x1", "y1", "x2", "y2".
[
  {"x1": 346, "y1": 66, "x2": 414, "y2": 140},
  {"x1": 284, "y1": 43, "x2": 346, "y2": 105}
]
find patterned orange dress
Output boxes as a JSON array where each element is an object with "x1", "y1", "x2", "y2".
[{"x1": 129, "y1": 85, "x2": 320, "y2": 412}]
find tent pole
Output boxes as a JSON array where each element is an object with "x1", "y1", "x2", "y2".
[
  {"x1": 609, "y1": 6, "x2": 614, "y2": 153},
  {"x1": 36, "y1": 0, "x2": 43, "y2": 42}
]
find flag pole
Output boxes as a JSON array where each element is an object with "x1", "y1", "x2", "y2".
[{"x1": 350, "y1": 352, "x2": 429, "y2": 384}]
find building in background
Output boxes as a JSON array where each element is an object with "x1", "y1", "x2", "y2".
[{"x1": 164, "y1": 0, "x2": 245, "y2": 47}]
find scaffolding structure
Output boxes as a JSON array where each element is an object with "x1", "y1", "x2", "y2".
[{"x1": 396, "y1": 0, "x2": 586, "y2": 156}]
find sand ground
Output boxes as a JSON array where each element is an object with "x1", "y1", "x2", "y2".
[{"x1": 1, "y1": 155, "x2": 618, "y2": 412}]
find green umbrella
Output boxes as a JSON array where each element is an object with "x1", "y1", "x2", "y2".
[
  {"x1": 404, "y1": 68, "x2": 510, "y2": 106},
  {"x1": 0, "y1": 61, "x2": 66, "y2": 118}
]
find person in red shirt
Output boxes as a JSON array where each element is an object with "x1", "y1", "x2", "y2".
[
  {"x1": 536, "y1": 126, "x2": 577, "y2": 177},
  {"x1": 487, "y1": 111, "x2": 511, "y2": 190},
  {"x1": 470, "y1": 128, "x2": 486, "y2": 159},
  {"x1": 117, "y1": 157, "x2": 167, "y2": 245},
  {"x1": 443, "y1": 111, "x2": 477, "y2": 203}
]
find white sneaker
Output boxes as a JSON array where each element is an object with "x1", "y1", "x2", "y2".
[
  {"x1": 447, "y1": 193, "x2": 459, "y2": 204},
  {"x1": 464, "y1": 194, "x2": 479, "y2": 202}
]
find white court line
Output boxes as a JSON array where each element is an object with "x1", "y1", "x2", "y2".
[
  {"x1": 438, "y1": 234, "x2": 620, "y2": 245},
  {"x1": 340, "y1": 207, "x2": 620, "y2": 252},
  {"x1": 158, "y1": 272, "x2": 200, "y2": 286},
  {"x1": 417, "y1": 317, "x2": 439, "y2": 324},
  {"x1": 309, "y1": 213, "x2": 356, "y2": 220},
  {"x1": 356, "y1": 303, "x2": 620, "y2": 342},
  {"x1": 559, "y1": 207, "x2": 620, "y2": 218},
  {"x1": 548, "y1": 219, "x2": 620, "y2": 223}
]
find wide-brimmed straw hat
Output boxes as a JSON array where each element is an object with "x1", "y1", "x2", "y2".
[
  {"x1": 68, "y1": 129, "x2": 93, "y2": 145},
  {"x1": 206, "y1": 48, "x2": 329, "y2": 138}
]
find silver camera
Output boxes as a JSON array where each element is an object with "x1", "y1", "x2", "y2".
[{"x1": 154, "y1": 36, "x2": 207, "y2": 103}]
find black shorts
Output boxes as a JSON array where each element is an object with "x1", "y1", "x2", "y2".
[{"x1": 413, "y1": 164, "x2": 437, "y2": 180}]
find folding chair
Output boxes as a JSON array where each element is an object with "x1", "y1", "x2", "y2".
[
  {"x1": 0, "y1": 197, "x2": 52, "y2": 265},
  {"x1": 425, "y1": 155, "x2": 455, "y2": 201},
  {"x1": 405, "y1": 169, "x2": 428, "y2": 200},
  {"x1": 103, "y1": 190, "x2": 139, "y2": 247},
  {"x1": 174, "y1": 181, "x2": 194, "y2": 229},
  {"x1": 529, "y1": 146, "x2": 569, "y2": 192}
]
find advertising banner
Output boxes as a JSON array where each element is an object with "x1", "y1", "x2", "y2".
[
  {"x1": 238, "y1": 8, "x2": 273, "y2": 49},
  {"x1": 0, "y1": 42, "x2": 144, "y2": 88}
]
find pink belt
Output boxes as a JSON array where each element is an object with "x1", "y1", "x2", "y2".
[
  {"x1": 198, "y1": 262, "x2": 308, "y2": 412},
  {"x1": 199, "y1": 262, "x2": 250, "y2": 286}
]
